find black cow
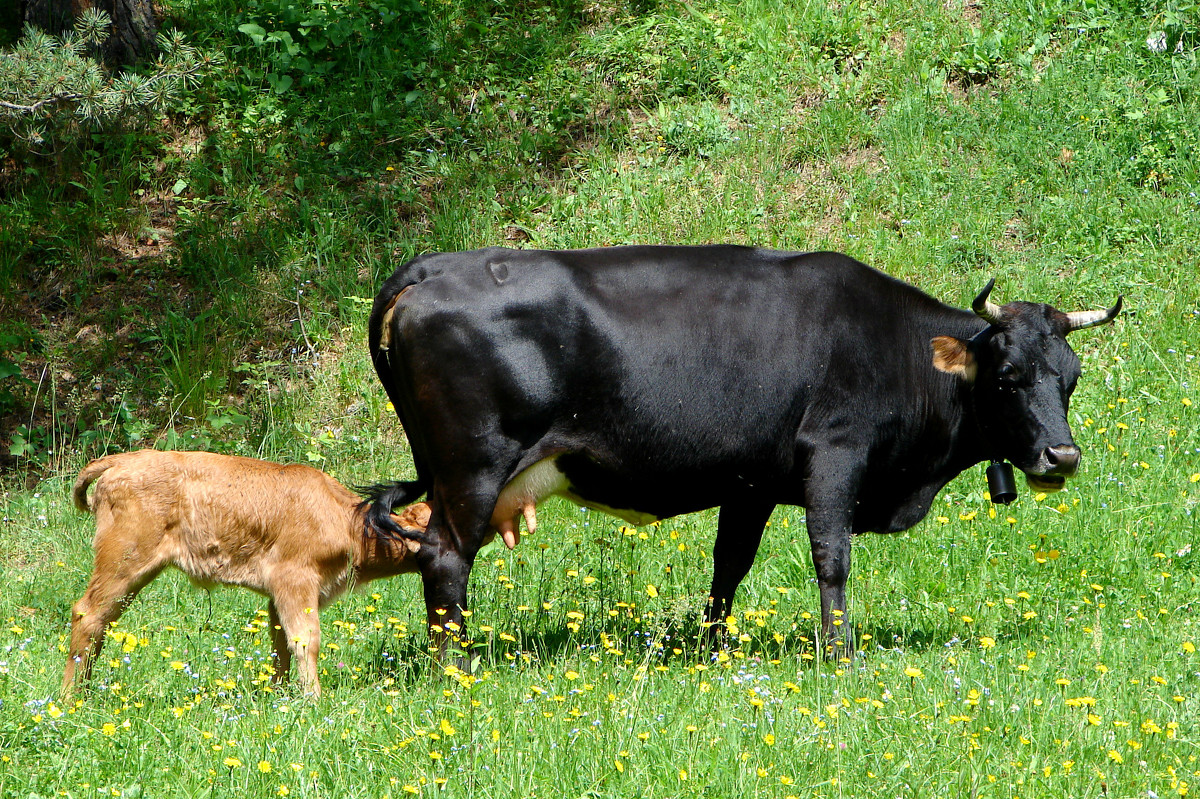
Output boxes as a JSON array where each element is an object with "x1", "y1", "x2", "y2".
[{"x1": 363, "y1": 246, "x2": 1120, "y2": 654}]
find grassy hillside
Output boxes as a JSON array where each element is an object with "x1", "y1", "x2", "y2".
[{"x1": 2, "y1": 0, "x2": 1199, "y2": 796}]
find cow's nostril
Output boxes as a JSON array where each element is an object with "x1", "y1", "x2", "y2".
[{"x1": 1045, "y1": 444, "x2": 1081, "y2": 474}]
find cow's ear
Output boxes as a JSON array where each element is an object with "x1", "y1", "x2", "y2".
[{"x1": 931, "y1": 336, "x2": 977, "y2": 382}]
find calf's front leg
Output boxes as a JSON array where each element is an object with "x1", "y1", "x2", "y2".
[{"x1": 269, "y1": 584, "x2": 323, "y2": 696}]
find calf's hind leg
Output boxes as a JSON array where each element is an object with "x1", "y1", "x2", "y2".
[{"x1": 62, "y1": 543, "x2": 168, "y2": 699}]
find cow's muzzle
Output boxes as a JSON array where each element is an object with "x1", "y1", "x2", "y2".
[{"x1": 1023, "y1": 443, "x2": 1081, "y2": 492}]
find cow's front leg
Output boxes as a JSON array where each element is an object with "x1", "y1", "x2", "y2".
[
  {"x1": 704, "y1": 499, "x2": 776, "y2": 645},
  {"x1": 806, "y1": 506, "x2": 853, "y2": 659}
]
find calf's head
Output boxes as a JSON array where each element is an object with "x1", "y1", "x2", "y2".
[{"x1": 933, "y1": 280, "x2": 1121, "y2": 492}]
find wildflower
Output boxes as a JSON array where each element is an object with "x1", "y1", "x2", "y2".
[
  {"x1": 904, "y1": 666, "x2": 924, "y2": 679},
  {"x1": 614, "y1": 760, "x2": 625, "y2": 773},
  {"x1": 646, "y1": 584, "x2": 659, "y2": 598},
  {"x1": 764, "y1": 733, "x2": 776, "y2": 745},
  {"x1": 678, "y1": 769, "x2": 688, "y2": 781},
  {"x1": 979, "y1": 637, "x2": 996, "y2": 649},
  {"x1": 223, "y1": 757, "x2": 243, "y2": 768},
  {"x1": 258, "y1": 761, "x2": 272, "y2": 773},
  {"x1": 1184, "y1": 642, "x2": 1196, "y2": 654}
]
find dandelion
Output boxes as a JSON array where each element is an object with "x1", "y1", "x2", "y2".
[
  {"x1": 223, "y1": 757, "x2": 243, "y2": 769},
  {"x1": 258, "y1": 761, "x2": 272, "y2": 773},
  {"x1": 678, "y1": 769, "x2": 688, "y2": 781},
  {"x1": 614, "y1": 759, "x2": 625, "y2": 773},
  {"x1": 980, "y1": 637, "x2": 996, "y2": 649},
  {"x1": 645, "y1": 584, "x2": 659, "y2": 598},
  {"x1": 904, "y1": 666, "x2": 924, "y2": 679}
]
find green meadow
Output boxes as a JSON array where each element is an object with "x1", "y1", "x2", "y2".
[{"x1": 2, "y1": 0, "x2": 1199, "y2": 796}]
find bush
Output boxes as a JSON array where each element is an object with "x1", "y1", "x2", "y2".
[{"x1": 0, "y1": 9, "x2": 219, "y2": 151}]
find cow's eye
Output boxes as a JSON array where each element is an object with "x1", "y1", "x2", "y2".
[{"x1": 997, "y1": 362, "x2": 1020, "y2": 381}]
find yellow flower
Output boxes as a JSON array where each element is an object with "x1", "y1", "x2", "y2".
[
  {"x1": 678, "y1": 769, "x2": 688, "y2": 781},
  {"x1": 440, "y1": 719, "x2": 456, "y2": 736},
  {"x1": 101, "y1": 723, "x2": 117, "y2": 736},
  {"x1": 645, "y1": 584, "x2": 659, "y2": 598},
  {"x1": 258, "y1": 761, "x2": 272, "y2": 773},
  {"x1": 223, "y1": 757, "x2": 243, "y2": 769},
  {"x1": 904, "y1": 666, "x2": 924, "y2": 679},
  {"x1": 614, "y1": 759, "x2": 625, "y2": 773},
  {"x1": 979, "y1": 637, "x2": 996, "y2": 649},
  {"x1": 764, "y1": 733, "x2": 775, "y2": 745},
  {"x1": 1184, "y1": 642, "x2": 1196, "y2": 654}
]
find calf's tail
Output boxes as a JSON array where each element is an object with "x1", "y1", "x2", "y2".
[{"x1": 72, "y1": 454, "x2": 126, "y2": 513}]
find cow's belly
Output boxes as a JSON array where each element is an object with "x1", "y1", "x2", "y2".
[
  {"x1": 491, "y1": 450, "x2": 795, "y2": 530},
  {"x1": 492, "y1": 457, "x2": 662, "y2": 528}
]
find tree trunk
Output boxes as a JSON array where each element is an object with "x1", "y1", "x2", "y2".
[{"x1": 22, "y1": 0, "x2": 157, "y2": 66}]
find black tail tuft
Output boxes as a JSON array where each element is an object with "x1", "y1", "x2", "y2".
[{"x1": 357, "y1": 480, "x2": 429, "y2": 541}]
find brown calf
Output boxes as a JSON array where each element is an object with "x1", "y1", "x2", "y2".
[{"x1": 63, "y1": 450, "x2": 431, "y2": 699}]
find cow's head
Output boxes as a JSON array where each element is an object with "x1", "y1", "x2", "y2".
[{"x1": 932, "y1": 280, "x2": 1122, "y2": 492}]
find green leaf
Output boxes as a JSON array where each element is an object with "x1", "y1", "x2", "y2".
[
  {"x1": 267, "y1": 73, "x2": 294, "y2": 94},
  {"x1": 237, "y1": 23, "x2": 267, "y2": 45}
]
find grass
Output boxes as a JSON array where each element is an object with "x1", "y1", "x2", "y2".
[{"x1": 3, "y1": 0, "x2": 1200, "y2": 795}]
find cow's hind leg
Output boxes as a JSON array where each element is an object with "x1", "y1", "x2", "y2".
[
  {"x1": 62, "y1": 545, "x2": 167, "y2": 699},
  {"x1": 704, "y1": 500, "x2": 775, "y2": 645},
  {"x1": 416, "y1": 488, "x2": 495, "y2": 663}
]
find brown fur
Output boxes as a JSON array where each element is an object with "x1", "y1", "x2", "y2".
[{"x1": 63, "y1": 450, "x2": 429, "y2": 699}]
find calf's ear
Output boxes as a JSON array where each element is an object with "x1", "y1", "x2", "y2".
[{"x1": 931, "y1": 336, "x2": 977, "y2": 382}]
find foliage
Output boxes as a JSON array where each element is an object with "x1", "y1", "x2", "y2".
[{"x1": 0, "y1": 10, "x2": 220, "y2": 150}]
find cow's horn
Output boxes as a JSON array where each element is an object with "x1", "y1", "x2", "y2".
[
  {"x1": 972, "y1": 279, "x2": 1005, "y2": 325},
  {"x1": 1064, "y1": 295, "x2": 1123, "y2": 333}
]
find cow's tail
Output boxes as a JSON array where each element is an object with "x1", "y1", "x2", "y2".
[
  {"x1": 363, "y1": 255, "x2": 436, "y2": 543},
  {"x1": 72, "y1": 453, "x2": 128, "y2": 513},
  {"x1": 357, "y1": 481, "x2": 435, "y2": 544}
]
